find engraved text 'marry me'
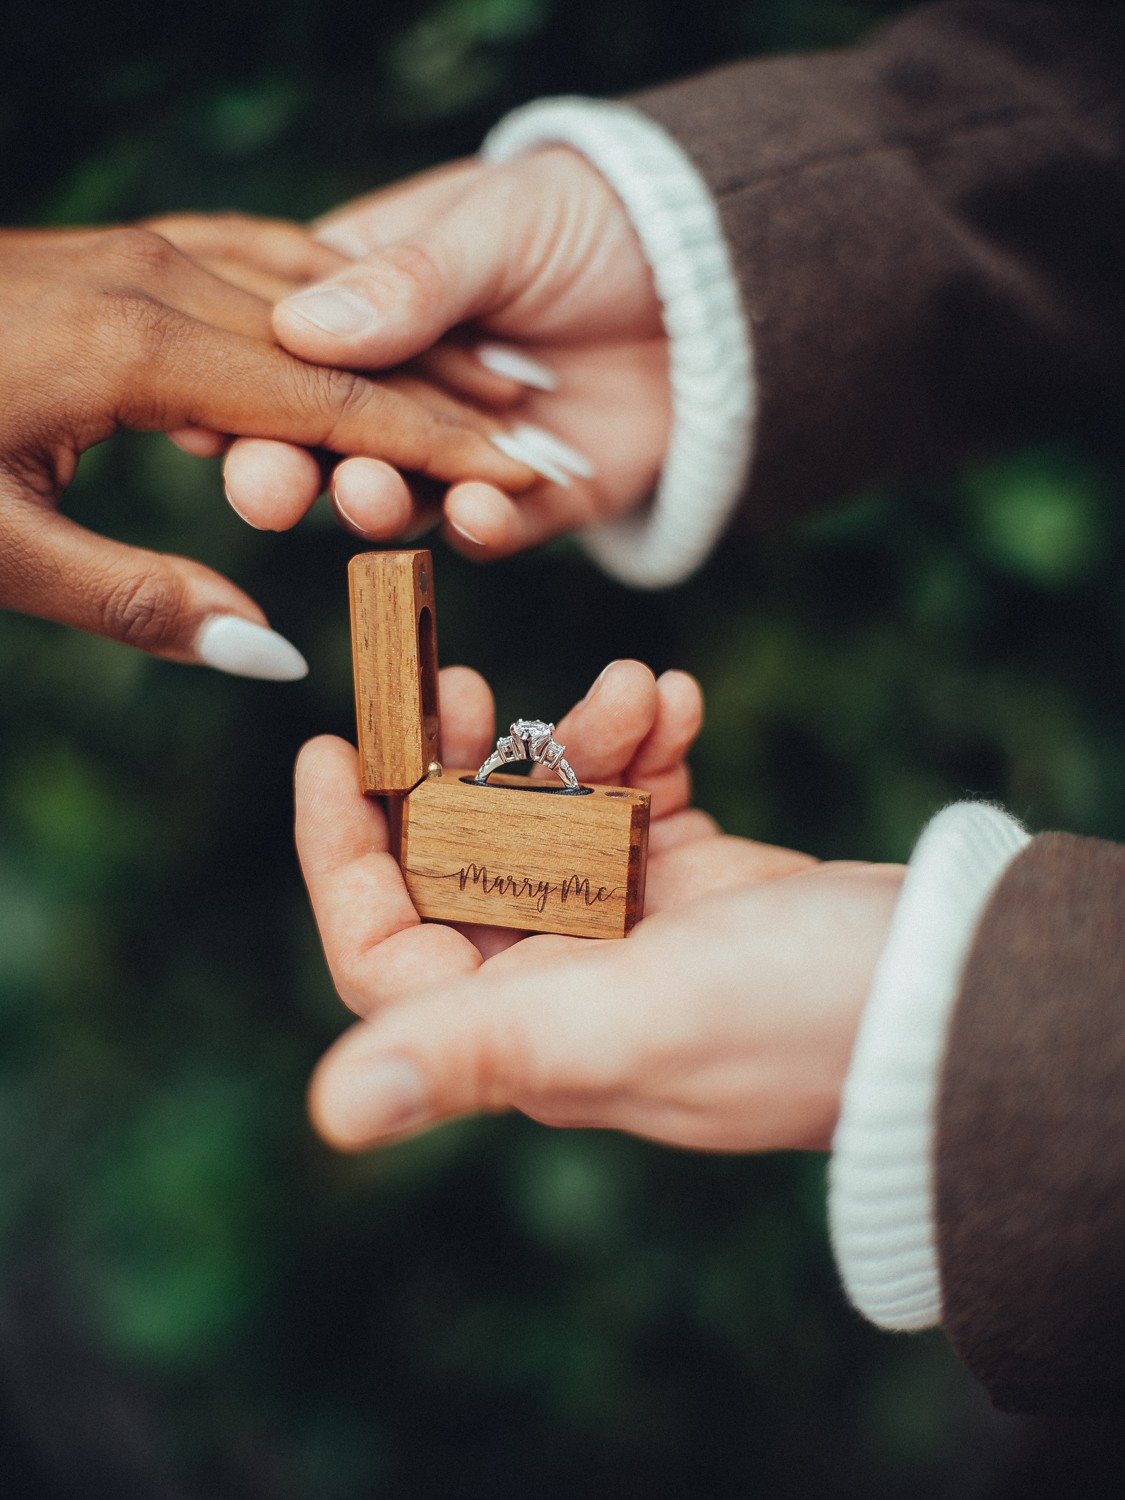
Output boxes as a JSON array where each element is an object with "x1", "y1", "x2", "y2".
[{"x1": 407, "y1": 863, "x2": 619, "y2": 914}]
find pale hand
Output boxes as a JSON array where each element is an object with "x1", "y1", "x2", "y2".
[
  {"x1": 296, "y1": 659, "x2": 904, "y2": 1154},
  {"x1": 236, "y1": 151, "x2": 670, "y2": 557}
]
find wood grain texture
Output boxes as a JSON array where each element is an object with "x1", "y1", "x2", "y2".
[
  {"x1": 399, "y1": 771, "x2": 650, "y2": 938},
  {"x1": 349, "y1": 550, "x2": 441, "y2": 795}
]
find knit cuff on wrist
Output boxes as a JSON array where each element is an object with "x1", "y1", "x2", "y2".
[
  {"x1": 482, "y1": 97, "x2": 754, "y2": 589},
  {"x1": 828, "y1": 802, "x2": 1031, "y2": 1331}
]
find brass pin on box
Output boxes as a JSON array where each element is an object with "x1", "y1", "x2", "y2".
[{"x1": 349, "y1": 549, "x2": 649, "y2": 939}]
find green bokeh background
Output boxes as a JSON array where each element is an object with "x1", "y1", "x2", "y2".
[{"x1": 2, "y1": 2, "x2": 1125, "y2": 1495}]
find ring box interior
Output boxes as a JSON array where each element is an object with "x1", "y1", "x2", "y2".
[{"x1": 349, "y1": 549, "x2": 649, "y2": 938}]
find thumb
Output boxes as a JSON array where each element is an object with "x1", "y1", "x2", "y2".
[
  {"x1": 273, "y1": 192, "x2": 516, "y2": 370},
  {"x1": 308, "y1": 943, "x2": 611, "y2": 1150},
  {"x1": 0, "y1": 492, "x2": 306, "y2": 678}
]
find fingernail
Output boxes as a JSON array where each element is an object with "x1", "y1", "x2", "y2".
[
  {"x1": 330, "y1": 483, "x2": 366, "y2": 535},
  {"x1": 328, "y1": 1057, "x2": 431, "y2": 1143},
  {"x1": 281, "y1": 287, "x2": 376, "y2": 338},
  {"x1": 448, "y1": 519, "x2": 488, "y2": 550},
  {"x1": 582, "y1": 660, "x2": 620, "y2": 702},
  {"x1": 512, "y1": 423, "x2": 597, "y2": 480},
  {"x1": 490, "y1": 431, "x2": 571, "y2": 488},
  {"x1": 194, "y1": 615, "x2": 308, "y2": 681},
  {"x1": 476, "y1": 343, "x2": 558, "y2": 392},
  {"x1": 223, "y1": 482, "x2": 263, "y2": 531}
]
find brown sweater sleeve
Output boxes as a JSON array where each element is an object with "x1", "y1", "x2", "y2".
[
  {"x1": 935, "y1": 832, "x2": 1125, "y2": 1413},
  {"x1": 630, "y1": 2, "x2": 1125, "y2": 525}
]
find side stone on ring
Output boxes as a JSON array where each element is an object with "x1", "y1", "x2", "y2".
[{"x1": 473, "y1": 718, "x2": 581, "y2": 791}]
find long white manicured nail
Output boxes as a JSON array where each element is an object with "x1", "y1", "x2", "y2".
[
  {"x1": 490, "y1": 431, "x2": 571, "y2": 488},
  {"x1": 511, "y1": 423, "x2": 597, "y2": 480},
  {"x1": 281, "y1": 287, "x2": 376, "y2": 337},
  {"x1": 195, "y1": 615, "x2": 308, "y2": 681},
  {"x1": 476, "y1": 343, "x2": 558, "y2": 391}
]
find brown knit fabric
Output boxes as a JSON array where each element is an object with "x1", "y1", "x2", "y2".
[
  {"x1": 632, "y1": 2, "x2": 1125, "y2": 526},
  {"x1": 623, "y1": 4, "x2": 1125, "y2": 1409},
  {"x1": 936, "y1": 833, "x2": 1125, "y2": 1413}
]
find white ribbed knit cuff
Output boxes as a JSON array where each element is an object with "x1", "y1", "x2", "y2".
[
  {"x1": 482, "y1": 97, "x2": 754, "y2": 589},
  {"x1": 828, "y1": 802, "x2": 1031, "y2": 1331}
]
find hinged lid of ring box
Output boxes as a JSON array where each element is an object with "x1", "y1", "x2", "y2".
[{"x1": 349, "y1": 549, "x2": 441, "y2": 797}]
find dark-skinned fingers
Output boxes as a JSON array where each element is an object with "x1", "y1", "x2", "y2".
[
  {"x1": 103, "y1": 310, "x2": 535, "y2": 491},
  {"x1": 145, "y1": 212, "x2": 347, "y2": 288},
  {"x1": 0, "y1": 487, "x2": 304, "y2": 674},
  {"x1": 375, "y1": 376, "x2": 598, "y2": 495},
  {"x1": 87, "y1": 225, "x2": 284, "y2": 342},
  {"x1": 190, "y1": 258, "x2": 307, "y2": 304}
]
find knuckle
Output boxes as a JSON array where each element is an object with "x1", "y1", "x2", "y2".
[
  {"x1": 98, "y1": 564, "x2": 188, "y2": 651},
  {"x1": 197, "y1": 210, "x2": 255, "y2": 235},
  {"x1": 314, "y1": 367, "x2": 390, "y2": 447},
  {"x1": 93, "y1": 223, "x2": 181, "y2": 281},
  {"x1": 378, "y1": 242, "x2": 444, "y2": 321},
  {"x1": 138, "y1": 211, "x2": 186, "y2": 238},
  {"x1": 334, "y1": 950, "x2": 383, "y2": 1018},
  {"x1": 99, "y1": 287, "x2": 172, "y2": 350},
  {"x1": 92, "y1": 288, "x2": 193, "y2": 405}
]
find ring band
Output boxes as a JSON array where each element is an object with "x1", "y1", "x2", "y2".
[{"x1": 473, "y1": 718, "x2": 580, "y2": 791}]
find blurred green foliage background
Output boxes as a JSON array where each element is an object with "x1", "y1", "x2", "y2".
[{"x1": 2, "y1": 1, "x2": 1125, "y2": 1495}]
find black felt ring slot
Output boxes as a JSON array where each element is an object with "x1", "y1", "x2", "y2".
[{"x1": 460, "y1": 775, "x2": 593, "y2": 797}]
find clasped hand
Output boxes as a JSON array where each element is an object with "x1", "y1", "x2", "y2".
[{"x1": 0, "y1": 220, "x2": 532, "y2": 666}]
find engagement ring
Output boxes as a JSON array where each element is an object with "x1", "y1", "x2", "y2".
[{"x1": 473, "y1": 719, "x2": 581, "y2": 791}]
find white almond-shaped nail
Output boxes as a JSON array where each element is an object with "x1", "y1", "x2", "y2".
[
  {"x1": 476, "y1": 343, "x2": 558, "y2": 392},
  {"x1": 511, "y1": 423, "x2": 597, "y2": 480},
  {"x1": 490, "y1": 431, "x2": 572, "y2": 488},
  {"x1": 195, "y1": 615, "x2": 308, "y2": 681}
]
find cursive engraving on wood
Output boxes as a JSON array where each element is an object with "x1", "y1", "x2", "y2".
[{"x1": 405, "y1": 862, "x2": 619, "y2": 914}]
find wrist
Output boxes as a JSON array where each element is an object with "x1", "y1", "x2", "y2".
[
  {"x1": 515, "y1": 146, "x2": 663, "y2": 340},
  {"x1": 829, "y1": 802, "x2": 1031, "y2": 1331},
  {"x1": 483, "y1": 97, "x2": 754, "y2": 588}
]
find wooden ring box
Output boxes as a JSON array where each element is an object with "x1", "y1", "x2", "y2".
[{"x1": 349, "y1": 549, "x2": 649, "y2": 938}]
